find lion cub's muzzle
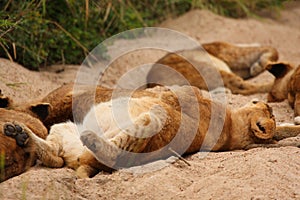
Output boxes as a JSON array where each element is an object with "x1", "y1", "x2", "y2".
[{"x1": 248, "y1": 99, "x2": 276, "y2": 140}]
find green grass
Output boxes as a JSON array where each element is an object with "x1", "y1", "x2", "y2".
[
  {"x1": 5, "y1": 82, "x2": 27, "y2": 88},
  {"x1": 0, "y1": 0, "x2": 289, "y2": 70},
  {"x1": 0, "y1": 150, "x2": 5, "y2": 182}
]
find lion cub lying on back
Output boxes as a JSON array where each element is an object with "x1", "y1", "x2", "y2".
[{"x1": 4, "y1": 85, "x2": 300, "y2": 178}]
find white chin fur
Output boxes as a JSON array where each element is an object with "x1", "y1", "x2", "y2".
[{"x1": 294, "y1": 116, "x2": 300, "y2": 125}]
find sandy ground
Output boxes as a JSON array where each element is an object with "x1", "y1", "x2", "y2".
[{"x1": 1, "y1": 2, "x2": 300, "y2": 200}]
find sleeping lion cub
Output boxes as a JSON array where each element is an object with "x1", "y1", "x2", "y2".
[
  {"x1": 3, "y1": 86, "x2": 300, "y2": 179},
  {"x1": 147, "y1": 41, "x2": 288, "y2": 95},
  {"x1": 267, "y1": 63, "x2": 300, "y2": 125}
]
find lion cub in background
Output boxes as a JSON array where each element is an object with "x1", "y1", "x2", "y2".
[
  {"x1": 267, "y1": 63, "x2": 300, "y2": 125},
  {"x1": 147, "y1": 41, "x2": 289, "y2": 95}
]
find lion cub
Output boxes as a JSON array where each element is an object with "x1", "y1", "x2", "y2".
[
  {"x1": 4, "y1": 86, "x2": 299, "y2": 179},
  {"x1": 147, "y1": 41, "x2": 286, "y2": 95},
  {"x1": 267, "y1": 63, "x2": 300, "y2": 124}
]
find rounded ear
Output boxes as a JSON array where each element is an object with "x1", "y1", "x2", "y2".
[
  {"x1": 0, "y1": 90, "x2": 12, "y2": 108},
  {"x1": 266, "y1": 62, "x2": 293, "y2": 78},
  {"x1": 0, "y1": 96, "x2": 11, "y2": 108},
  {"x1": 251, "y1": 118, "x2": 275, "y2": 140},
  {"x1": 30, "y1": 103, "x2": 52, "y2": 120}
]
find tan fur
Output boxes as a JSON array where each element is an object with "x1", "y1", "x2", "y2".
[
  {"x1": 8, "y1": 83, "x2": 75, "y2": 129},
  {"x1": 8, "y1": 83, "x2": 170, "y2": 128},
  {"x1": 147, "y1": 41, "x2": 279, "y2": 95},
  {"x1": 202, "y1": 41, "x2": 279, "y2": 79},
  {"x1": 0, "y1": 84, "x2": 176, "y2": 180},
  {"x1": 288, "y1": 65, "x2": 300, "y2": 118},
  {"x1": 0, "y1": 109, "x2": 47, "y2": 182},
  {"x1": 4, "y1": 85, "x2": 300, "y2": 180},
  {"x1": 1, "y1": 85, "x2": 299, "y2": 180},
  {"x1": 267, "y1": 64, "x2": 300, "y2": 124}
]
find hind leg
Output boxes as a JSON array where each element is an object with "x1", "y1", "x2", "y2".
[
  {"x1": 250, "y1": 61, "x2": 264, "y2": 77},
  {"x1": 75, "y1": 148, "x2": 113, "y2": 178},
  {"x1": 80, "y1": 130, "x2": 120, "y2": 168},
  {"x1": 4, "y1": 122, "x2": 64, "y2": 168},
  {"x1": 250, "y1": 51, "x2": 277, "y2": 77},
  {"x1": 221, "y1": 71, "x2": 272, "y2": 95},
  {"x1": 76, "y1": 164, "x2": 98, "y2": 178},
  {"x1": 81, "y1": 129, "x2": 151, "y2": 169},
  {"x1": 81, "y1": 107, "x2": 165, "y2": 168}
]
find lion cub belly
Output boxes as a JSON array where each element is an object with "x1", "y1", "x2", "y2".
[
  {"x1": 51, "y1": 96, "x2": 168, "y2": 168},
  {"x1": 78, "y1": 97, "x2": 163, "y2": 139}
]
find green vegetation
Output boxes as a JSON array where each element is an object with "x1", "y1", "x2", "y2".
[
  {"x1": 0, "y1": 150, "x2": 5, "y2": 182},
  {"x1": 0, "y1": 0, "x2": 289, "y2": 70}
]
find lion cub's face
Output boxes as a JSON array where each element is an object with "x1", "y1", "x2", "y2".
[{"x1": 240, "y1": 100, "x2": 276, "y2": 141}]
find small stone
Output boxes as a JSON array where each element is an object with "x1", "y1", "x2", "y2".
[
  {"x1": 268, "y1": 159, "x2": 277, "y2": 163},
  {"x1": 294, "y1": 116, "x2": 300, "y2": 125}
]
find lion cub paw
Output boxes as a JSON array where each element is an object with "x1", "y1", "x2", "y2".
[
  {"x1": 80, "y1": 130, "x2": 119, "y2": 167},
  {"x1": 4, "y1": 122, "x2": 29, "y2": 147},
  {"x1": 250, "y1": 62, "x2": 264, "y2": 77}
]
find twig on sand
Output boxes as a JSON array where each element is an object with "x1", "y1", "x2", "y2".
[{"x1": 168, "y1": 147, "x2": 191, "y2": 166}]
